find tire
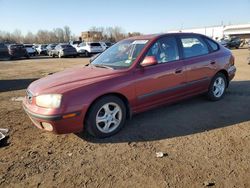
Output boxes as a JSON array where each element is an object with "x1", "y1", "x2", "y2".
[
  {"x1": 85, "y1": 96, "x2": 126, "y2": 138},
  {"x1": 84, "y1": 51, "x2": 90, "y2": 57},
  {"x1": 207, "y1": 73, "x2": 227, "y2": 101}
]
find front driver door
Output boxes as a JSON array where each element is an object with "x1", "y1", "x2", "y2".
[{"x1": 134, "y1": 36, "x2": 187, "y2": 112}]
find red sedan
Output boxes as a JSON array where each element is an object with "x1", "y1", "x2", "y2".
[{"x1": 23, "y1": 33, "x2": 236, "y2": 138}]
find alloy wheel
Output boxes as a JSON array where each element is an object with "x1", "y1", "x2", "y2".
[
  {"x1": 213, "y1": 77, "x2": 225, "y2": 98},
  {"x1": 95, "y1": 102, "x2": 122, "y2": 133}
]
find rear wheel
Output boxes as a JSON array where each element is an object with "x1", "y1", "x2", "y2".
[
  {"x1": 207, "y1": 73, "x2": 227, "y2": 101},
  {"x1": 85, "y1": 96, "x2": 126, "y2": 138}
]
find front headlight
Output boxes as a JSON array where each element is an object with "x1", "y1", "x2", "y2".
[{"x1": 36, "y1": 94, "x2": 62, "y2": 108}]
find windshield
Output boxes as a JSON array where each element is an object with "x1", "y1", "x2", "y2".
[{"x1": 91, "y1": 39, "x2": 148, "y2": 69}]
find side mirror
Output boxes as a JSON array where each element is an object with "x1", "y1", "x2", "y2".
[{"x1": 141, "y1": 56, "x2": 157, "y2": 67}]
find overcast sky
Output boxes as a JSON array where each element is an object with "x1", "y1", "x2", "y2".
[{"x1": 0, "y1": 0, "x2": 250, "y2": 35}]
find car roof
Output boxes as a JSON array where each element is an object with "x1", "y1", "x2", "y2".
[{"x1": 127, "y1": 32, "x2": 204, "y2": 40}]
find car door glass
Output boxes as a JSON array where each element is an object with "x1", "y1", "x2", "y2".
[
  {"x1": 205, "y1": 38, "x2": 219, "y2": 51},
  {"x1": 181, "y1": 36, "x2": 209, "y2": 58},
  {"x1": 158, "y1": 37, "x2": 179, "y2": 63},
  {"x1": 145, "y1": 37, "x2": 179, "y2": 64}
]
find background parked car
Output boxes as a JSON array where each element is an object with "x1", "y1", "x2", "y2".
[
  {"x1": 35, "y1": 44, "x2": 48, "y2": 55},
  {"x1": 227, "y1": 37, "x2": 241, "y2": 49},
  {"x1": 46, "y1": 43, "x2": 58, "y2": 56},
  {"x1": 100, "y1": 42, "x2": 108, "y2": 51},
  {"x1": 50, "y1": 44, "x2": 78, "y2": 58},
  {"x1": 219, "y1": 37, "x2": 241, "y2": 49},
  {"x1": 8, "y1": 44, "x2": 29, "y2": 59},
  {"x1": 70, "y1": 41, "x2": 82, "y2": 49},
  {"x1": 0, "y1": 43, "x2": 10, "y2": 60},
  {"x1": 75, "y1": 42, "x2": 103, "y2": 57},
  {"x1": 24, "y1": 44, "x2": 36, "y2": 56}
]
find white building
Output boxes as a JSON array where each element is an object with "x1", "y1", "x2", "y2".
[{"x1": 168, "y1": 23, "x2": 250, "y2": 40}]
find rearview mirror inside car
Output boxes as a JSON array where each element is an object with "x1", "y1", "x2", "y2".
[{"x1": 141, "y1": 56, "x2": 157, "y2": 67}]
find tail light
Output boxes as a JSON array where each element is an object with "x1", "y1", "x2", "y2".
[{"x1": 230, "y1": 55, "x2": 235, "y2": 66}]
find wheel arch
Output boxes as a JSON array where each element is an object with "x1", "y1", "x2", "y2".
[
  {"x1": 84, "y1": 92, "x2": 132, "y2": 127},
  {"x1": 216, "y1": 69, "x2": 229, "y2": 87}
]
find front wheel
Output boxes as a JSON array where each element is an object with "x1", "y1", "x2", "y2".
[
  {"x1": 207, "y1": 73, "x2": 227, "y2": 101},
  {"x1": 85, "y1": 96, "x2": 126, "y2": 138},
  {"x1": 84, "y1": 51, "x2": 90, "y2": 57}
]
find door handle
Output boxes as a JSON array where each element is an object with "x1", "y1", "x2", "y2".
[
  {"x1": 175, "y1": 69, "x2": 182, "y2": 74},
  {"x1": 210, "y1": 61, "x2": 216, "y2": 65}
]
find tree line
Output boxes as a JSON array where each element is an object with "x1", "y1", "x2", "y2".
[
  {"x1": 88, "y1": 26, "x2": 142, "y2": 42},
  {"x1": 0, "y1": 26, "x2": 142, "y2": 44}
]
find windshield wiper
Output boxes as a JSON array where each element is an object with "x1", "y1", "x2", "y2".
[{"x1": 93, "y1": 64, "x2": 114, "y2": 70}]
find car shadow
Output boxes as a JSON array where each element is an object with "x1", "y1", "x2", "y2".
[
  {"x1": 0, "y1": 78, "x2": 38, "y2": 92},
  {"x1": 77, "y1": 80, "x2": 250, "y2": 143}
]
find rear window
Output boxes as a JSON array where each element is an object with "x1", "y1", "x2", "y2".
[
  {"x1": 61, "y1": 45, "x2": 72, "y2": 48},
  {"x1": 90, "y1": 43, "x2": 101, "y2": 47},
  {"x1": 24, "y1": 45, "x2": 33, "y2": 48},
  {"x1": 72, "y1": 41, "x2": 81, "y2": 45},
  {"x1": 205, "y1": 38, "x2": 219, "y2": 51},
  {"x1": 10, "y1": 44, "x2": 24, "y2": 48}
]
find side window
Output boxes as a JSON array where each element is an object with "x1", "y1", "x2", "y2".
[
  {"x1": 205, "y1": 38, "x2": 219, "y2": 52},
  {"x1": 145, "y1": 37, "x2": 179, "y2": 64},
  {"x1": 180, "y1": 36, "x2": 209, "y2": 58}
]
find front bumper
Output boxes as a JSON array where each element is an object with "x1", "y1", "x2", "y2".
[{"x1": 23, "y1": 102, "x2": 84, "y2": 134}]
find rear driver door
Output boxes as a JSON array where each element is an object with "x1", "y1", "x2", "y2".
[{"x1": 178, "y1": 35, "x2": 212, "y2": 92}]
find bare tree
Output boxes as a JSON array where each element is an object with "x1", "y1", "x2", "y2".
[
  {"x1": 0, "y1": 25, "x2": 141, "y2": 44},
  {"x1": 54, "y1": 28, "x2": 64, "y2": 43},
  {"x1": 11, "y1": 29, "x2": 23, "y2": 43},
  {"x1": 24, "y1": 32, "x2": 36, "y2": 44},
  {"x1": 64, "y1": 26, "x2": 71, "y2": 42}
]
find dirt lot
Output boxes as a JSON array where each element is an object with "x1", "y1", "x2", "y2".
[{"x1": 0, "y1": 50, "x2": 250, "y2": 188}]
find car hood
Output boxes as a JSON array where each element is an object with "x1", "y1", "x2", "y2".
[{"x1": 28, "y1": 65, "x2": 123, "y2": 95}]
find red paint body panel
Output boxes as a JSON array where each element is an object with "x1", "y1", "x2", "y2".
[{"x1": 23, "y1": 33, "x2": 236, "y2": 134}]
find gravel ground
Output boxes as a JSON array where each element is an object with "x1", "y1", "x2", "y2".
[{"x1": 0, "y1": 49, "x2": 250, "y2": 188}]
